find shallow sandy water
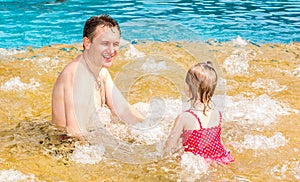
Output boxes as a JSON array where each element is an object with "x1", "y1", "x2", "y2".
[{"x1": 0, "y1": 40, "x2": 299, "y2": 181}]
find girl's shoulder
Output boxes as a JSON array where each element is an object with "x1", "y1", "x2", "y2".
[
  {"x1": 180, "y1": 110, "x2": 202, "y2": 130},
  {"x1": 180, "y1": 110, "x2": 198, "y2": 120},
  {"x1": 184, "y1": 109, "x2": 221, "y2": 128}
]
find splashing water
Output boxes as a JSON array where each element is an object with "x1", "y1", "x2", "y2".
[
  {"x1": 270, "y1": 161, "x2": 300, "y2": 181},
  {"x1": 180, "y1": 152, "x2": 209, "y2": 175},
  {"x1": 0, "y1": 169, "x2": 35, "y2": 182},
  {"x1": 214, "y1": 94, "x2": 294, "y2": 126},
  {"x1": 141, "y1": 57, "x2": 168, "y2": 73},
  {"x1": 71, "y1": 143, "x2": 105, "y2": 165},
  {"x1": 0, "y1": 48, "x2": 25, "y2": 56},
  {"x1": 223, "y1": 37, "x2": 257, "y2": 75},
  {"x1": 233, "y1": 132, "x2": 288, "y2": 150},
  {"x1": 124, "y1": 44, "x2": 146, "y2": 60},
  {"x1": 252, "y1": 78, "x2": 287, "y2": 93},
  {"x1": 1, "y1": 77, "x2": 40, "y2": 91}
]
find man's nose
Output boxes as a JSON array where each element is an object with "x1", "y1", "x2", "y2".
[{"x1": 107, "y1": 44, "x2": 114, "y2": 53}]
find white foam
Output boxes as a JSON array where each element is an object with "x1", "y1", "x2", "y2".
[
  {"x1": 223, "y1": 51, "x2": 250, "y2": 75},
  {"x1": 89, "y1": 106, "x2": 112, "y2": 128},
  {"x1": 35, "y1": 56, "x2": 60, "y2": 66},
  {"x1": 32, "y1": 56, "x2": 61, "y2": 73},
  {"x1": 87, "y1": 95, "x2": 294, "y2": 147},
  {"x1": 130, "y1": 121, "x2": 165, "y2": 144},
  {"x1": 223, "y1": 40, "x2": 256, "y2": 75},
  {"x1": 270, "y1": 163, "x2": 288, "y2": 180},
  {"x1": 252, "y1": 78, "x2": 287, "y2": 93},
  {"x1": 124, "y1": 44, "x2": 145, "y2": 59},
  {"x1": 233, "y1": 132, "x2": 288, "y2": 150},
  {"x1": 291, "y1": 161, "x2": 300, "y2": 180},
  {"x1": 214, "y1": 94, "x2": 293, "y2": 125},
  {"x1": 274, "y1": 65, "x2": 300, "y2": 79},
  {"x1": 85, "y1": 99, "x2": 182, "y2": 146},
  {"x1": 231, "y1": 35, "x2": 248, "y2": 46},
  {"x1": 1, "y1": 77, "x2": 40, "y2": 91},
  {"x1": 89, "y1": 99, "x2": 181, "y2": 145},
  {"x1": 130, "y1": 99, "x2": 183, "y2": 144},
  {"x1": 78, "y1": 95, "x2": 294, "y2": 164},
  {"x1": 36, "y1": 57, "x2": 51, "y2": 63},
  {"x1": 141, "y1": 57, "x2": 167, "y2": 73},
  {"x1": 0, "y1": 48, "x2": 25, "y2": 56},
  {"x1": 71, "y1": 142, "x2": 105, "y2": 165},
  {"x1": 270, "y1": 161, "x2": 300, "y2": 181},
  {"x1": 0, "y1": 169, "x2": 35, "y2": 182},
  {"x1": 179, "y1": 152, "x2": 209, "y2": 179}
]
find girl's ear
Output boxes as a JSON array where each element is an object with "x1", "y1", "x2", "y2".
[{"x1": 83, "y1": 37, "x2": 91, "y2": 49}]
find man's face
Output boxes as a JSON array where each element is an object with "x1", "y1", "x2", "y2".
[{"x1": 85, "y1": 25, "x2": 120, "y2": 68}]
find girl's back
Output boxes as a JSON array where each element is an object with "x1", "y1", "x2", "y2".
[
  {"x1": 181, "y1": 109, "x2": 234, "y2": 164},
  {"x1": 164, "y1": 62, "x2": 234, "y2": 165}
]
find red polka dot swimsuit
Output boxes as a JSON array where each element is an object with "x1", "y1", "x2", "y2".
[{"x1": 182, "y1": 110, "x2": 234, "y2": 164}]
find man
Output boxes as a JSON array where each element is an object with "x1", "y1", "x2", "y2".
[{"x1": 52, "y1": 15, "x2": 144, "y2": 136}]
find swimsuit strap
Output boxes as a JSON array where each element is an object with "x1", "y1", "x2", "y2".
[
  {"x1": 185, "y1": 110, "x2": 203, "y2": 129},
  {"x1": 185, "y1": 110, "x2": 223, "y2": 128}
]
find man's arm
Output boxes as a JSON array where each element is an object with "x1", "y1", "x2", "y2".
[
  {"x1": 104, "y1": 68, "x2": 144, "y2": 124},
  {"x1": 52, "y1": 75, "x2": 67, "y2": 127},
  {"x1": 51, "y1": 65, "x2": 81, "y2": 136}
]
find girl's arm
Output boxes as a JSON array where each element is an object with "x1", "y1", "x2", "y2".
[
  {"x1": 104, "y1": 68, "x2": 144, "y2": 124},
  {"x1": 163, "y1": 114, "x2": 185, "y2": 155}
]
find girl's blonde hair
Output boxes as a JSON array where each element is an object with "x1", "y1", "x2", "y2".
[{"x1": 185, "y1": 61, "x2": 217, "y2": 115}]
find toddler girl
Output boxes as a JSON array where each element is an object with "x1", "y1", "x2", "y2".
[{"x1": 164, "y1": 61, "x2": 234, "y2": 164}]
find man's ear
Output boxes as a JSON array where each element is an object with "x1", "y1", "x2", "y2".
[{"x1": 83, "y1": 37, "x2": 91, "y2": 49}]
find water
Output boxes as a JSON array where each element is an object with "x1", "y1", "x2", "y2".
[
  {"x1": 0, "y1": 0, "x2": 300, "y2": 181},
  {"x1": 0, "y1": 0, "x2": 300, "y2": 48}
]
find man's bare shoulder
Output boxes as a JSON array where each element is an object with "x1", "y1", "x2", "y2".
[{"x1": 56, "y1": 55, "x2": 81, "y2": 83}]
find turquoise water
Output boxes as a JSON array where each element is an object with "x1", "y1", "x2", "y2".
[{"x1": 0, "y1": 0, "x2": 299, "y2": 48}]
